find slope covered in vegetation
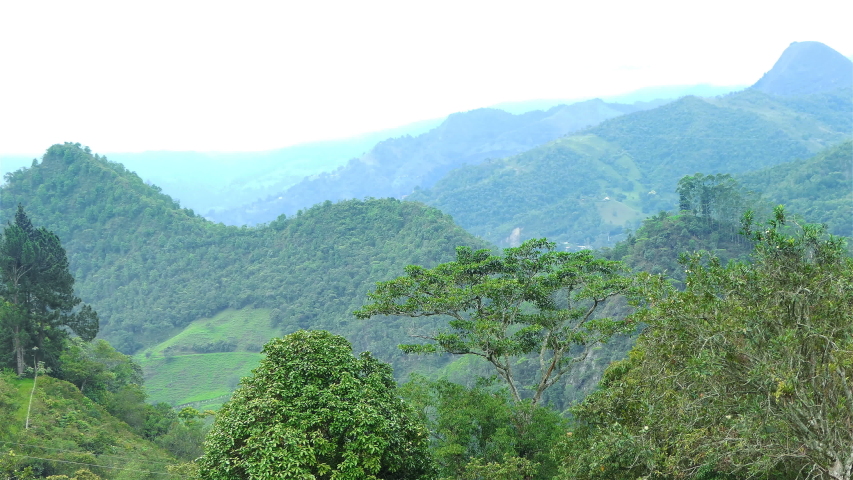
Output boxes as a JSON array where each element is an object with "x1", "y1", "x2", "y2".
[
  {"x1": 740, "y1": 139, "x2": 852, "y2": 238},
  {"x1": 0, "y1": 373, "x2": 181, "y2": 479},
  {"x1": 0, "y1": 144, "x2": 488, "y2": 360},
  {"x1": 210, "y1": 99, "x2": 662, "y2": 226},
  {"x1": 409, "y1": 83, "x2": 851, "y2": 248}
]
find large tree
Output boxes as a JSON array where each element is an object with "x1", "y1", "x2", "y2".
[
  {"x1": 0, "y1": 205, "x2": 98, "y2": 375},
  {"x1": 198, "y1": 330, "x2": 435, "y2": 480},
  {"x1": 559, "y1": 207, "x2": 853, "y2": 479},
  {"x1": 355, "y1": 238, "x2": 636, "y2": 406}
]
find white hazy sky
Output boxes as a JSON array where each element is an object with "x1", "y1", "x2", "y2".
[{"x1": 1, "y1": 0, "x2": 850, "y2": 155}]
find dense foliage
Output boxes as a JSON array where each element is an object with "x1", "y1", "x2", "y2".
[
  {"x1": 0, "y1": 206, "x2": 99, "y2": 375},
  {"x1": 740, "y1": 139, "x2": 852, "y2": 238},
  {"x1": 400, "y1": 376, "x2": 567, "y2": 480},
  {"x1": 0, "y1": 143, "x2": 487, "y2": 360},
  {"x1": 198, "y1": 330, "x2": 434, "y2": 479},
  {"x1": 559, "y1": 209, "x2": 853, "y2": 479}
]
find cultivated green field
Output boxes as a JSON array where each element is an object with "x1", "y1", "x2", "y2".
[{"x1": 136, "y1": 307, "x2": 287, "y2": 409}]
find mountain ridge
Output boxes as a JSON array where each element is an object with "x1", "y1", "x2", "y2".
[{"x1": 753, "y1": 41, "x2": 853, "y2": 96}]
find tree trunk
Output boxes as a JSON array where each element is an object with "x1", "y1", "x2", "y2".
[{"x1": 13, "y1": 324, "x2": 24, "y2": 376}]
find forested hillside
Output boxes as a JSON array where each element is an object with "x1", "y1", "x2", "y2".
[
  {"x1": 409, "y1": 87, "x2": 851, "y2": 248},
  {"x1": 0, "y1": 144, "x2": 487, "y2": 360},
  {"x1": 208, "y1": 99, "x2": 662, "y2": 226},
  {"x1": 740, "y1": 139, "x2": 852, "y2": 238}
]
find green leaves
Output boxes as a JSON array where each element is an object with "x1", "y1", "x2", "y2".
[
  {"x1": 357, "y1": 239, "x2": 635, "y2": 405},
  {"x1": 0, "y1": 205, "x2": 99, "y2": 375},
  {"x1": 563, "y1": 209, "x2": 853, "y2": 478},
  {"x1": 198, "y1": 330, "x2": 434, "y2": 480}
]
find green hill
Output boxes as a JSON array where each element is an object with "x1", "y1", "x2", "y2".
[
  {"x1": 0, "y1": 144, "x2": 488, "y2": 366},
  {"x1": 0, "y1": 373, "x2": 180, "y2": 478},
  {"x1": 209, "y1": 98, "x2": 663, "y2": 226},
  {"x1": 739, "y1": 139, "x2": 853, "y2": 238},
  {"x1": 408, "y1": 84, "x2": 851, "y2": 248}
]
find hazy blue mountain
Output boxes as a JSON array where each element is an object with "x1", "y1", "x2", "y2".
[
  {"x1": 492, "y1": 84, "x2": 744, "y2": 114},
  {"x1": 108, "y1": 118, "x2": 443, "y2": 215},
  {"x1": 208, "y1": 98, "x2": 665, "y2": 226},
  {"x1": 752, "y1": 41, "x2": 853, "y2": 96},
  {"x1": 407, "y1": 44, "x2": 852, "y2": 249}
]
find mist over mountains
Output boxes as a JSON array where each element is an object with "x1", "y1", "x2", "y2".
[{"x1": 207, "y1": 98, "x2": 668, "y2": 226}]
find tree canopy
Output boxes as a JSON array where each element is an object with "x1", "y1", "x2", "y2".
[
  {"x1": 559, "y1": 207, "x2": 853, "y2": 479},
  {"x1": 198, "y1": 330, "x2": 434, "y2": 480},
  {"x1": 0, "y1": 205, "x2": 98, "y2": 375},
  {"x1": 356, "y1": 238, "x2": 636, "y2": 406}
]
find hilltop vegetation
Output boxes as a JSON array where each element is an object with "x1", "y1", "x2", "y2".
[{"x1": 0, "y1": 144, "x2": 487, "y2": 363}]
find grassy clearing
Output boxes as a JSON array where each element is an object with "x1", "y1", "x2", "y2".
[
  {"x1": 596, "y1": 200, "x2": 644, "y2": 227},
  {"x1": 139, "y1": 307, "x2": 277, "y2": 356},
  {"x1": 138, "y1": 352, "x2": 263, "y2": 408},
  {"x1": 136, "y1": 307, "x2": 283, "y2": 408},
  {"x1": 6, "y1": 377, "x2": 33, "y2": 435}
]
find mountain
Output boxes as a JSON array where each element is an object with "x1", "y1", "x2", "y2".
[
  {"x1": 206, "y1": 98, "x2": 666, "y2": 226},
  {"x1": 739, "y1": 139, "x2": 852, "y2": 238},
  {"x1": 96, "y1": 117, "x2": 444, "y2": 216},
  {"x1": 0, "y1": 144, "x2": 487, "y2": 357},
  {"x1": 752, "y1": 41, "x2": 853, "y2": 96},
  {"x1": 409, "y1": 86, "x2": 851, "y2": 247},
  {"x1": 492, "y1": 84, "x2": 743, "y2": 114},
  {"x1": 406, "y1": 41, "x2": 853, "y2": 249}
]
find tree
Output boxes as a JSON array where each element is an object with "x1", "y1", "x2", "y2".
[
  {"x1": 355, "y1": 239, "x2": 635, "y2": 406},
  {"x1": 400, "y1": 376, "x2": 566, "y2": 480},
  {"x1": 56, "y1": 338, "x2": 142, "y2": 402},
  {"x1": 198, "y1": 330, "x2": 434, "y2": 480},
  {"x1": 561, "y1": 207, "x2": 853, "y2": 479},
  {"x1": 0, "y1": 205, "x2": 98, "y2": 375}
]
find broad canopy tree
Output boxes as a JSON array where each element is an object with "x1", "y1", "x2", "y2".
[
  {"x1": 198, "y1": 330, "x2": 434, "y2": 480},
  {"x1": 355, "y1": 238, "x2": 636, "y2": 406},
  {"x1": 0, "y1": 205, "x2": 98, "y2": 375}
]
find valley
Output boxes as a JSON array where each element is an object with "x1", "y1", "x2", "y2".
[{"x1": 1, "y1": 39, "x2": 851, "y2": 478}]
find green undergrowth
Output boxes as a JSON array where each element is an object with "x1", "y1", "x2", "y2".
[{"x1": 0, "y1": 374, "x2": 180, "y2": 478}]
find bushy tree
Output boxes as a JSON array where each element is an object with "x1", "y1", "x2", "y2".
[
  {"x1": 559, "y1": 207, "x2": 853, "y2": 479},
  {"x1": 198, "y1": 330, "x2": 434, "y2": 479},
  {"x1": 400, "y1": 376, "x2": 566, "y2": 480}
]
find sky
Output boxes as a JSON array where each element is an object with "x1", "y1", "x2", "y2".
[{"x1": 1, "y1": 0, "x2": 851, "y2": 155}]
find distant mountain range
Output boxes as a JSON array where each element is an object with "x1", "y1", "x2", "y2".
[
  {"x1": 207, "y1": 98, "x2": 669, "y2": 225},
  {"x1": 406, "y1": 42, "x2": 852, "y2": 248}
]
